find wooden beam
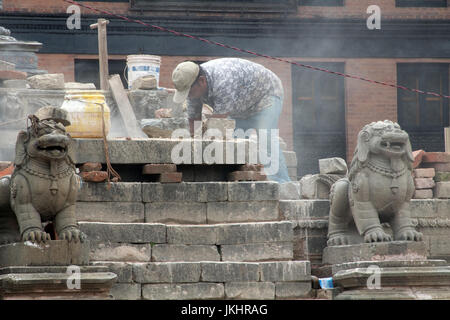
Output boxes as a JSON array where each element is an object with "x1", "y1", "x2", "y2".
[
  {"x1": 445, "y1": 127, "x2": 450, "y2": 153},
  {"x1": 108, "y1": 74, "x2": 147, "y2": 139},
  {"x1": 90, "y1": 19, "x2": 110, "y2": 91}
]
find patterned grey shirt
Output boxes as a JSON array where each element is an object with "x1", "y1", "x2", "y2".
[{"x1": 187, "y1": 58, "x2": 284, "y2": 119}]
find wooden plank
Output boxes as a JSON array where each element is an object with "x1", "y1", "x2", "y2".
[
  {"x1": 108, "y1": 74, "x2": 147, "y2": 138},
  {"x1": 445, "y1": 127, "x2": 450, "y2": 153},
  {"x1": 90, "y1": 19, "x2": 110, "y2": 91}
]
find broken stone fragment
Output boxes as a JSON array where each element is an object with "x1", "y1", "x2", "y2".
[
  {"x1": 65, "y1": 82, "x2": 96, "y2": 90},
  {"x1": 80, "y1": 171, "x2": 108, "y2": 183},
  {"x1": 318, "y1": 157, "x2": 347, "y2": 175},
  {"x1": 140, "y1": 118, "x2": 188, "y2": 138},
  {"x1": 154, "y1": 108, "x2": 172, "y2": 119},
  {"x1": 27, "y1": 73, "x2": 65, "y2": 90},
  {"x1": 79, "y1": 162, "x2": 103, "y2": 173},
  {"x1": 131, "y1": 75, "x2": 157, "y2": 90},
  {"x1": 300, "y1": 174, "x2": 343, "y2": 199},
  {"x1": 203, "y1": 118, "x2": 236, "y2": 139}
]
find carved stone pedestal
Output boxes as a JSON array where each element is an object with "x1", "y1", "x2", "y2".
[
  {"x1": 322, "y1": 241, "x2": 450, "y2": 300},
  {"x1": 0, "y1": 240, "x2": 117, "y2": 299}
]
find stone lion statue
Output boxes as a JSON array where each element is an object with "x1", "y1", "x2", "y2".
[
  {"x1": 327, "y1": 120, "x2": 423, "y2": 246},
  {"x1": 0, "y1": 106, "x2": 85, "y2": 244}
]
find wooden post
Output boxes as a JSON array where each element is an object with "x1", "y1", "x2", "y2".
[
  {"x1": 445, "y1": 127, "x2": 450, "y2": 153},
  {"x1": 90, "y1": 19, "x2": 110, "y2": 91}
]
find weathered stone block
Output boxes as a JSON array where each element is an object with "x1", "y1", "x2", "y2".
[
  {"x1": 216, "y1": 221, "x2": 293, "y2": 245},
  {"x1": 323, "y1": 241, "x2": 427, "y2": 265},
  {"x1": 225, "y1": 282, "x2": 275, "y2": 300},
  {"x1": 275, "y1": 282, "x2": 312, "y2": 299},
  {"x1": 131, "y1": 75, "x2": 157, "y2": 90},
  {"x1": 204, "y1": 118, "x2": 235, "y2": 137},
  {"x1": 78, "y1": 182, "x2": 142, "y2": 202},
  {"x1": 414, "y1": 178, "x2": 435, "y2": 189},
  {"x1": 413, "y1": 168, "x2": 435, "y2": 178},
  {"x1": 300, "y1": 174, "x2": 330, "y2": 199},
  {"x1": 227, "y1": 182, "x2": 279, "y2": 201},
  {"x1": 410, "y1": 199, "x2": 450, "y2": 218},
  {"x1": 145, "y1": 202, "x2": 207, "y2": 224},
  {"x1": 434, "y1": 182, "x2": 450, "y2": 199},
  {"x1": 279, "y1": 181, "x2": 301, "y2": 200},
  {"x1": 133, "y1": 262, "x2": 201, "y2": 283},
  {"x1": 319, "y1": 157, "x2": 347, "y2": 175},
  {"x1": 228, "y1": 171, "x2": 267, "y2": 181},
  {"x1": 143, "y1": 182, "x2": 227, "y2": 202},
  {"x1": 158, "y1": 172, "x2": 182, "y2": 183},
  {"x1": 64, "y1": 82, "x2": 96, "y2": 90},
  {"x1": 167, "y1": 225, "x2": 217, "y2": 244},
  {"x1": 0, "y1": 240, "x2": 90, "y2": 267},
  {"x1": 435, "y1": 172, "x2": 450, "y2": 182},
  {"x1": 90, "y1": 261, "x2": 132, "y2": 283},
  {"x1": 201, "y1": 262, "x2": 260, "y2": 282},
  {"x1": 89, "y1": 242, "x2": 150, "y2": 262},
  {"x1": 279, "y1": 200, "x2": 330, "y2": 221},
  {"x1": 413, "y1": 189, "x2": 433, "y2": 199},
  {"x1": 152, "y1": 244, "x2": 220, "y2": 262},
  {"x1": 206, "y1": 201, "x2": 279, "y2": 223},
  {"x1": 110, "y1": 283, "x2": 141, "y2": 300},
  {"x1": 79, "y1": 222, "x2": 166, "y2": 244},
  {"x1": 220, "y1": 242, "x2": 293, "y2": 261},
  {"x1": 141, "y1": 118, "x2": 189, "y2": 138},
  {"x1": 142, "y1": 283, "x2": 224, "y2": 300},
  {"x1": 260, "y1": 261, "x2": 311, "y2": 282},
  {"x1": 27, "y1": 73, "x2": 64, "y2": 90},
  {"x1": 76, "y1": 202, "x2": 144, "y2": 223}
]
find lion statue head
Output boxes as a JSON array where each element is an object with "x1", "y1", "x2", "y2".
[{"x1": 348, "y1": 120, "x2": 414, "y2": 181}]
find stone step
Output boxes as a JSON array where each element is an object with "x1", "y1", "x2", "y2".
[
  {"x1": 90, "y1": 261, "x2": 312, "y2": 300},
  {"x1": 76, "y1": 181, "x2": 281, "y2": 224},
  {"x1": 79, "y1": 221, "x2": 294, "y2": 245}
]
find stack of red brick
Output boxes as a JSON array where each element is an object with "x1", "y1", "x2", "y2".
[{"x1": 412, "y1": 150, "x2": 450, "y2": 199}]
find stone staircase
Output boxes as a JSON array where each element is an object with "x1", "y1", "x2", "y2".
[{"x1": 76, "y1": 181, "x2": 312, "y2": 300}]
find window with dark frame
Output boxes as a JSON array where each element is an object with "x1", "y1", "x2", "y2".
[
  {"x1": 396, "y1": 0, "x2": 447, "y2": 7},
  {"x1": 130, "y1": 0, "x2": 297, "y2": 13},
  {"x1": 292, "y1": 62, "x2": 346, "y2": 176},
  {"x1": 298, "y1": 0, "x2": 344, "y2": 6},
  {"x1": 397, "y1": 63, "x2": 449, "y2": 152},
  {"x1": 75, "y1": 59, "x2": 128, "y2": 89}
]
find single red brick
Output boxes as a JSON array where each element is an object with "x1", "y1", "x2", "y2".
[
  {"x1": 79, "y1": 162, "x2": 102, "y2": 172},
  {"x1": 0, "y1": 164, "x2": 14, "y2": 178},
  {"x1": 0, "y1": 161, "x2": 12, "y2": 172},
  {"x1": 158, "y1": 172, "x2": 182, "y2": 183},
  {"x1": 412, "y1": 150, "x2": 425, "y2": 169},
  {"x1": 413, "y1": 168, "x2": 435, "y2": 178},
  {"x1": 228, "y1": 171, "x2": 267, "y2": 181},
  {"x1": 80, "y1": 171, "x2": 108, "y2": 183},
  {"x1": 143, "y1": 164, "x2": 177, "y2": 175},
  {"x1": 0, "y1": 70, "x2": 27, "y2": 80},
  {"x1": 414, "y1": 178, "x2": 435, "y2": 189},
  {"x1": 422, "y1": 152, "x2": 450, "y2": 163}
]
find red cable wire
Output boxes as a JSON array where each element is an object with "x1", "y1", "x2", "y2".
[{"x1": 63, "y1": 0, "x2": 450, "y2": 99}]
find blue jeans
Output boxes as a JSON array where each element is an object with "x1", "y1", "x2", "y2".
[{"x1": 232, "y1": 96, "x2": 291, "y2": 183}]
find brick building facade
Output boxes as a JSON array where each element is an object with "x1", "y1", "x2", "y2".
[{"x1": 1, "y1": 0, "x2": 449, "y2": 176}]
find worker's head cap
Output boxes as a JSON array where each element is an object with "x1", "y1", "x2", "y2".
[{"x1": 172, "y1": 61, "x2": 200, "y2": 104}]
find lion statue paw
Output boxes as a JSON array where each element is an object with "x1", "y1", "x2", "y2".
[
  {"x1": 395, "y1": 228, "x2": 423, "y2": 241},
  {"x1": 363, "y1": 227, "x2": 392, "y2": 243},
  {"x1": 59, "y1": 227, "x2": 86, "y2": 243},
  {"x1": 327, "y1": 234, "x2": 350, "y2": 246},
  {"x1": 23, "y1": 228, "x2": 51, "y2": 243}
]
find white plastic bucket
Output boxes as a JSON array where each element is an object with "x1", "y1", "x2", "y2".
[{"x1": 126, "y1": 54, "x2": 161, "y2": 89}]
